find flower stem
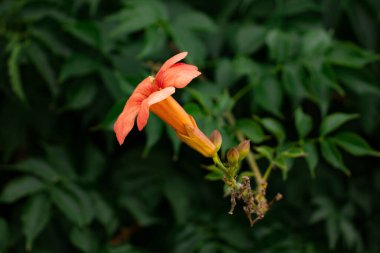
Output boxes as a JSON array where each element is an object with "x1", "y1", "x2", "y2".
[{"x1": 224, "y1": 111, "x2": 265, "y2": 190}]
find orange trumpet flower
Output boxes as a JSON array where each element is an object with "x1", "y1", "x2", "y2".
[{"x1": 114, "y1": 52, "x2": 216, "y2": 157}]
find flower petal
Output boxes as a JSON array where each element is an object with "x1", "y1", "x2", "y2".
[
  {"x1": 156, "y1": 63, "x2": 201, "y2": 89},
  {"x1": 114, "y1": 104, "x2": 140, "y2": 145},
  {"x1": 136, "y1": 87, "x2": 175, "y2": 131},
  {"x1": 156, "y1": 52, "x2": 188, "y2": 76},
  {"x1": 113, "y1": 77, "x2": 154, "y2": 145}
]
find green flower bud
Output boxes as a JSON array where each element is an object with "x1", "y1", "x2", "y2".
[
  {"x1": 209, "y1": 130, "x2": 222, "y2": 152},
  {"x1": 227, "y1": 147, "x2": 239, "y2": 165},
  {"x1": 237, "y1": 140, "x2": 250, "y2": 161}
]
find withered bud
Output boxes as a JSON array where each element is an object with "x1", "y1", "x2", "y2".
[
  {"x1": 209, "y1": 130, "x2": 222, "y2": 152},
  {"x1": 237, "y1": 140, "x2": 250, "y2": 161},
  {"x1": 227, "y1": 147, "x2": 240, "y2": 165}
]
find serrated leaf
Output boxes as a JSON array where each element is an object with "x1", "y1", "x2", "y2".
[
  {"x1": 50, "y1": 187, "x2": 86, "y2": 226},
  {"x1": 13, "y1": 158, "x2": 60, "y2": 183},
  {"x1": 8, "y1": 43, "x2": 26, "y2": 101},
  {"x1": 302, "y1": 141, "x2": 318, "y2": 177},
  {"x1": 295, "y1": 108, "x2": 313, "y2": 139},
  {"x1": 22, "y1": 194, "x2": 51, "y2": 251},
  {"x1": 236, "y1": 119, "x2": 265, "y2": 143},
  {"x1": 26, "y1": 42, "x2": 57, "y2": 95},
  {"x1": 320, "y1": 139, "x2": 349, "y2": 175},
  {"x1": 332, "y1": 132, "x2": 379, "y2": 157},
  {"x1": 0, "y1": 177, "x2": 45, "y2": 203},
  {"x1": 261, "y1": 118, "x2": 286, "y2": 144},
  {"x1": 319, "y1": 113, "x2": 358, "y2": 136}
]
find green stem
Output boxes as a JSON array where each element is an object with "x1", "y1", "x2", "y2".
[
  {"x1": 224, "y1": 111, "x2": 265, "y2": 190},
  {"x1": 213, "y1": 153, "x2": 227, "y2": 172},
  {"x1": 263, "y1": 162, "x2": 274, "y2": 181}
]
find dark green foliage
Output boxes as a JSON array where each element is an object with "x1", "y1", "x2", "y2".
[{"x1": 1, "y1": 0, "x2": 379, "y2": 252}]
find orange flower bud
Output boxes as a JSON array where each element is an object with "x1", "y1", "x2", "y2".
[
  {"x1": 209, "y1": 130, "x2": 222, "y2": 152},
  {"x1": 237, "y1": 140, "x2": 250, "y2": 161},
  {"x1": 227, "y1": 147, "x2": 240, "y2": 165}
]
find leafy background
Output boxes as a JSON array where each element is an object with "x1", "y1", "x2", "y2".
[{"x1": 1, "y1": 0, "x2": 380, "y2": 252}]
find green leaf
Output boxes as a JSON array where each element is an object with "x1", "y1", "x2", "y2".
[
  {"x1": 281, "y1": 147, "x2": 306, "y2": 158},
  {"x1": 119, "y1": 197, "x2": 160, "y2": 226},
  {"x1": 254, "y1": 76, "x2": 283, "y2": 117},
  {"x1": 302, "y1": 141, "x2": 318, "y2": 177},
  {"x1": 276, "y1": 0, "x2": 318, "y2": 15},
  {"x1": 282, "y1": 64, "x2": 306, "y2": 104},
  {"x1": 319, "y1": 113, "x2": 358, "y2": 136},
  {"x1": 166, "y1": 126, "x2": 181, "y2": 160},
  {"x1": 175, "y1": 11, "x2": 217, "y2": 32},
  {"x1": 215, "y1": 59, "x2": 238, "y2": 88},
  {"x1": 8, "y1": 42, "x2": 26, "y2": 101},
  {"x1": 26, "y1": 42, "x2": 57, "y2": 95},
  {"x1": 22, "y1": 194, "x2": 51, "y2": 251},
  {"x1": 255, "y1": 146, "x2": 274, "y2": 161},
  {"x1": 143, "y1": 114, "x2": 164, "y2": 157},
  {"x1": 301, "y1": 28, "x2": 332, "y2": 55},
  {"x1": 332, "y1": 132, "x2": 379, "y2": 157},
  {"x1": 59, "y1": 55, "x2": 100, "y2": 82},
  {"x1": 295, "y1": 108, "x2": 313, "y2": 139},
  {"x1": 337, "y1": 69, "x2": 380, "y2": 97},
  {"x1": 0, "y1": 177, "x2": 45, "y2": 203},
  {"x1": 64, "y1": 183, "x2": 95, "y2": 225},
  {"x1": 139, "y1": 27, "x2": 166, "y2": 59},
  {"x1": 70, "y1": 227, "x2": 98, "y2": 253},
  {"x1": 164, "y1": 176, "x2": 192, "y2": 224},
  {"x1": 261, "y1": 118, "x2": 286, "y2": 144},
  {"x1": 326, "y1": 41, "x2": 380, "y2": 68},
  {"x1": 0, "y1": 218, "x2": 8, "y2": 250},
  {"x1": 91, "y1": 193, "x2": 118, "y2": 235},
  {"x1": 320, "y1": 139, "x2": 349, "y2": 175},
  {"x1": 50, "y1": 187, "x2": 86, "y2": 226},
  {"x1": 107, "y1": 0, "x2": 167, "y2": 38},
  {"x1": 236, "y1": 119, "x2": 265, "y2": 143},
  {"x1": 13, "y1": 158, "x2": 60, "y2": 183},
  {"x1": 274, "y1": 157, "x2": 289, "y2": 180},
  {"x1": 236, "y1": 23, "x2": 266, "y2": 54},
  {"x1": 95, "y1": 100, "x2": 125, "y2": 131},
  {"x1": 30, "y1": 28, "x2": 71, "y2": 57},
  {"x1": 64, "y1": 21, "x2": 102, "y2": 50},
  {"x1": 266, "y1": 29, "x2": 299, "y2": 62},
  {"x1": 64, "y1": 82, "x2": 98, "y2": 110}
]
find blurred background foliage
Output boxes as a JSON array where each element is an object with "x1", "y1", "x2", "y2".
[{"x1": 1, "y1": 0, "x2": 380, "y2": 252}]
